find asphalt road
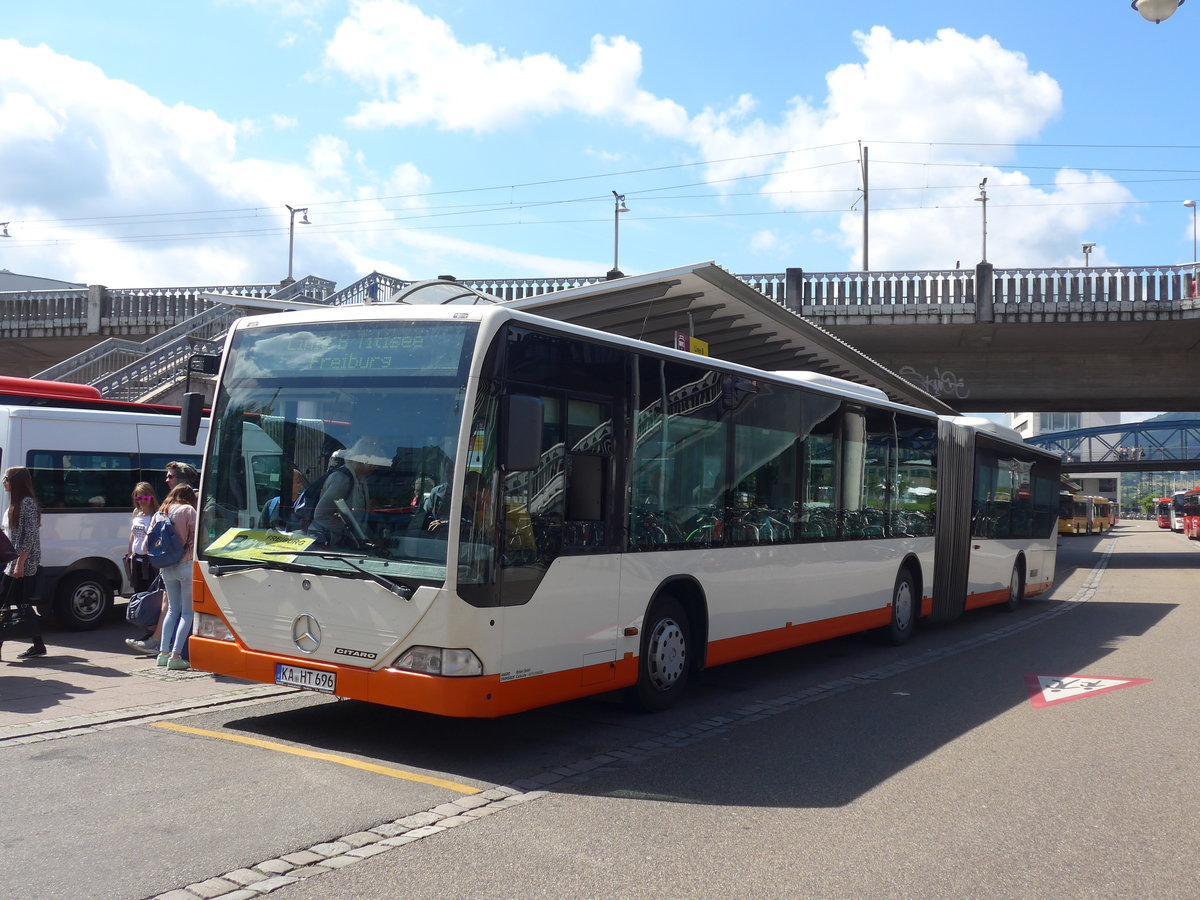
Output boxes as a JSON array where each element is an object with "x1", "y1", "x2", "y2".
[{"x1": 2, "y1": 521, "x2": 1196, "y2": 899}]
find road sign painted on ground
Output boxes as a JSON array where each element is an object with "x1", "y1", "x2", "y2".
[{"x1": 1025, "y1": 674, "x2": 1151, "y2": 708}]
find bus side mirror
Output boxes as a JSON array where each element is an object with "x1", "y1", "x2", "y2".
[
  {"x1": 180, "y1": 392, "x2": 205, "y2": 446},
  {"x1": 501, "y1": 394, "x2": 542, "y2": 471}
]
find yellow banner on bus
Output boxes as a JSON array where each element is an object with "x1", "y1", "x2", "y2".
[{"x1": 205, "y1": 529, "x2": 316, "y2": 563}]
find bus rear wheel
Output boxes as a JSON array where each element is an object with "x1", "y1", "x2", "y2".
[
  {"x1": 54, "y1": 571, "x2": 114, "y2": 631},
  {"x1": 627, "y1": 595, "x2": 691, "y2": 712},
  {"x1": 882, "y1": 569, "x2": 918, "y2": 646}
]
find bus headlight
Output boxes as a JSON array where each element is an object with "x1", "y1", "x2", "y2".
[
  {"x1": 195, "y1": 613, "x2": 235, "y2": 642},
  {"x1": 393, "y1": 646, "x2": 483, "y2": 677}
]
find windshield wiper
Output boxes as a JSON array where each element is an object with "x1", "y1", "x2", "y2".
[
  {"x1": 261, "y1": 549, "x2": 413, "y2": 600},
  {"x1": 206, "y1": 558, "x2": 305, "y2": 576}
]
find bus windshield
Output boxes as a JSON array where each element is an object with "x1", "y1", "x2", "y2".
[{"x1": 198, "y1": 319, "x2": 478, "y2": 582}]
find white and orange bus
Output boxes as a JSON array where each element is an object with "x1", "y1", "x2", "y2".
[{"x1": 181, "y1": 283, "x2": 1060, "y2": 717}]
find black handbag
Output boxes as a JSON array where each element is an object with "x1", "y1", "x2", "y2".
[
  {"x1": 0, "y1": 579, "x2": 39, "y2": 639},
  {"x1": 0, "y1": 530, "x2": 18, "y2": 565}
]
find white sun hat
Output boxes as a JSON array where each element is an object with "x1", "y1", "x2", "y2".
[{"x1": 342, "y1": 437, "x2": 391, "y2": 467}]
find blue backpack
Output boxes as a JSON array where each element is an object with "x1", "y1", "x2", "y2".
[{"x1": 146, "y1": 513, "x2": 186, "y2": 568}]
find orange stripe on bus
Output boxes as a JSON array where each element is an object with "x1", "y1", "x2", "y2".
[
  {"x1": 705, "y1": 606, "x2": 893, "y2": 667},
  {"x1": 190, "y1": 598, "x2": 923, "y2": 718}
]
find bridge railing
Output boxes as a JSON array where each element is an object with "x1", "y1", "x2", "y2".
[
  {"x1": 1, "y1": 277, "x2": 337, "y2": 339},
  {"x1": 0, "y1": 288, "x2": 90, "y2": 333},
  {"x1": 777, "y1": 264, "x2": 1196, "y2": 309},
  {"x1": 785, "y1": 270, "x2": 975, "y2": 308},
  {"x1": 992, "y1": 264, "x2": 1195, "y2": 305},
  {"x1": 28, "y1": 277, "x2": 337, "y2": 397}
]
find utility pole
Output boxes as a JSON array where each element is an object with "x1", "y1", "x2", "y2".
[{"x1": 860, "y1": 144, "x2": 869, "y2": 271}]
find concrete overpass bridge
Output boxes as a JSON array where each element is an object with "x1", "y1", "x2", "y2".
[
  {"x1": 398, "y1": 261, "x2": 1200, "y2": 414},
  {"x1": 2, "y1": 263, "x2": 1197, "y2": 412}
]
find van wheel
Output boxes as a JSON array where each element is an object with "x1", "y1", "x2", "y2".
[
  {"x1": 1000, "y1": 560, "x2": 1025, "y2": 613},
  {"x1": 882, "y1": 569, "x2": 918, "y2": 645},
  {"x1": 54, "y1": 572, "x2": 113, "y2": 631},
  {"x1": 627, "y1": 595, "x2": 691, "y2": 712}
]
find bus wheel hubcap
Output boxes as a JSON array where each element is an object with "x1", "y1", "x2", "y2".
[
  {"x1": 648, "y1": 619, "x2": 686, "y2": 691},
  {"x1": 894, "y1": 582, "x2": 913, "y2": 630}
]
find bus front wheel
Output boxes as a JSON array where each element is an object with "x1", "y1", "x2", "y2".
[
  {"x1": 628, "y1": 596, "x2": 691, "y2": 712},
  {"x1": 1000, "y1": 560, "x2": 1025, "y2": 613}
]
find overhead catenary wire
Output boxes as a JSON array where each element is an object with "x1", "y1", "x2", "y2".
[{"x1": 6, "y1": 138, "x2": 1200, "y2": 248}]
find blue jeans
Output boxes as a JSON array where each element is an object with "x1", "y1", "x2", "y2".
[{"x1": 158, "y1": 561, "x2": 193, "y2": 656}]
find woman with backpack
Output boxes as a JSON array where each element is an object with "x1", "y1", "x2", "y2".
[
  {"x1": 0, "y1": 466, "x2": 47, "y2": 661},
  {"x1": 154, "y1": 481, "x2": 197, "y2": 671}
]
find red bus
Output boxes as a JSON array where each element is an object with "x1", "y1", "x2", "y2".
[
  {"x1": 1182, "y1": 488, "x2": 1200, "y2": 540},
  {"x1": 1155, "y1": 498, "x2": 1172, "y2": 529}
]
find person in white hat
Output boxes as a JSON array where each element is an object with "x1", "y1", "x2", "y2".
[{"x1": 311, "y1": 437, "x2": 390, "y2": 546}]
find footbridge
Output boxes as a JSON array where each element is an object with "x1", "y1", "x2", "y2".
[{"x1": 1024, "y1": 417, "x2": 1200, "y2": 473}]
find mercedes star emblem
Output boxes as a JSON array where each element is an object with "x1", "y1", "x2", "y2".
[{"x1": 292, "y1": 613, "x2": 321, "y2": 653}]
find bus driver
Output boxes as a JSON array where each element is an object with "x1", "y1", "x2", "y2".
[{"x1": 310, "y1": 437, "x2": 391, "y2": 547}]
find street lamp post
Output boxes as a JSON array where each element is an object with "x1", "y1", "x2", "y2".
[
  {"x1": 973, "y1": 178, "x2": 988, "y2": 263},
  {"x1": 607, "y1": 191, "x2": 630, "y2": 280},
  {"x1": 283, "y1": 204, "x2": 310, "y2": 285},
  {"x1": 1082, "y1": 242, "x2": 1095, "y2": 267}
]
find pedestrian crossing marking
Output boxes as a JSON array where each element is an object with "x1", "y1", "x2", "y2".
[{"x1": 1025, "y1": 674, "x2": 1151, "y2": 708}]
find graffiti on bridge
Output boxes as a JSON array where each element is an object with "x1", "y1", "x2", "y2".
[{"x1": 898, "y1": 366, "x2": 970, "y2": 400}]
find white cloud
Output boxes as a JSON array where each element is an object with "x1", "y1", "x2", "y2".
[
  {"x1": 0, "y1": 37, "x2": 580, "y2": 285},
  {"x1": 0, "y1": 90, "x2": 64, "y2": 142},
  {"x1": 320, "y1": 10, "x2": 1111, "y2": 268},
  {"x1": 325, "y1": 1, "x2": 687, "y2": 134},
  {"x1": 750, "y1": 230, "x2": 778, "y2": 253}
]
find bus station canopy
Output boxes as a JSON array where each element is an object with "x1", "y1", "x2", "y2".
[{"x1": 505, "y1": 261, "x2": 955, "y2": 415}]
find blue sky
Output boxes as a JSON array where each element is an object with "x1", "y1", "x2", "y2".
[{"x1": 2, "y1": 0, "x2": 1198, "y2": 290}]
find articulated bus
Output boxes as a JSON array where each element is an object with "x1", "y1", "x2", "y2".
[
  {"x1": 0, "y1": 377, "x2": 206, "y2": 628},
  {"x1": 182, "y1": 289, "x2": 1060, "y2": 717},
  {"x1": 1155, "y1": 498, "x2": 1172, "y2": 529},
  {"x1": 1058, "y1": 493, "x2": 1092, "y2": 535},
  {"x1": 1090, "y1": 497, "x2": 1111, "y2": 533}
]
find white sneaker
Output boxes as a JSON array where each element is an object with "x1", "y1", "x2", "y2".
[{"x1": 124, "y1": 638, "x2": 159, "y2": 654}]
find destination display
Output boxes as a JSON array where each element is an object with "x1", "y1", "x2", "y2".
[{"x1": 228, "y1": 321, "x2": 477, "y2": 379}]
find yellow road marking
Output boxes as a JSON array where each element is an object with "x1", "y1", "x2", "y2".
[{"x1": 152, "y1": 722, "x2": 480, "y2": 794}]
